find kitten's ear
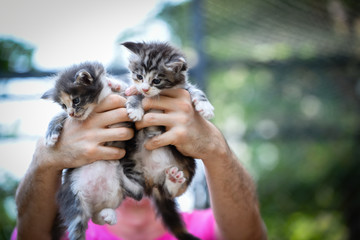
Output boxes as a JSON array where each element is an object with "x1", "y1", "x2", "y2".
[
  {"x1": 165, "y1": 57, "x2": 188, "y2": 73},
  {"x1": 121, "y1": 42, "x2": 143, "y2": 55},
  {"x1": 41, "y1": 88, "x2": 55, "y2": 100},
  {"x1": 75, "y1": 70, "x2": 93, "y2": 85}
]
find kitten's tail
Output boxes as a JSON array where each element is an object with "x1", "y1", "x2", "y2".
[
  {"x1": 153, "y1": 194, "x2": 200, "y2": 240},
  {"x1": 57, "y1": 171, "x2": 89, "y2": 240},
  {"x1": 51, "y1": 212, "x2": 67, "y2": 240},
  {"x1": 121, "y1": 158, "x2": 145, "y2": 201},
  {"x1": 59, "y1": 193, "x2": 88, "y2": 240}
]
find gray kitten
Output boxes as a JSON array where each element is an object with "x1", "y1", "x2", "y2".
[
  {"x1": 42, "y1": 62, "x2": 143, "y2": 240},
  {"x1": 120, "y1": 41, "x2": 214, "y2": 240}
]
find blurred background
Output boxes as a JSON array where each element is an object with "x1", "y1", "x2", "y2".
[{"x1": 1, "y1": 0, "x2": 360, "y2": 239}]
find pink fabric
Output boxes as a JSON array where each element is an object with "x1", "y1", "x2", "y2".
[{"x1": 11, "y1": 209, "x2": 216, "y2": 240}]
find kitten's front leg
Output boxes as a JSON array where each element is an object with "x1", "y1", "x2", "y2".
[
  {"x1": 186, "y1": 85, "x2": 215, "y2": 119},
  {"x1": 45, "y1": 112, "x2": 68, "y2": 146},
  {"x1": 126, "y1": 94, "x2": 145, "y2": 121}
]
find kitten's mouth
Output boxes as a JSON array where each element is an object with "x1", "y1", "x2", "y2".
[
  {"x1": 142, "y1": 91, "x2": 155, "y2": 97},
  {"x1": 70, "y1": 113, "x2": 85, "y2": 120}
]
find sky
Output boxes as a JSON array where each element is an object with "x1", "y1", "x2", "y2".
[{"x1": 0, "y1": 0, "x2": 173, "y2": 70}]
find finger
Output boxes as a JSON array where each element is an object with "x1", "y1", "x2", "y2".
[
  {"x1": 125, "y1": 85, "x2": 140, "y2": 96},
  {"x1": 141, "y1": 90, "x2": 192, "y2": 112},
  {"x1": 95, "y1": 107, "x2": 131, "y2": 127},
  {"x1": 144, "y1": 130, "x2": 175, "y2": 150},
  {"x1": 141, "y1": 95, "x2": 178, "y2": 112},
  {"x1": 135, "y1": 112, "x2": 176, "y2": 130},
  {"x1": 95, "y1": 146, "x2": 126, "y2": 160},
  {"x1": 95, "y1": 94, "x2": 127, "y2": 113},
  {"x1": 143, "y1": 100, "x2": 194, "y2": 123},
  {"x1": 99, "y1": 127, "x2": 134, "y2": 143},
  {"x1": 157, "y1": 88, "x2": 190, "y2": 98}
]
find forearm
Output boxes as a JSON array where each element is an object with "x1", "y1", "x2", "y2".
[
  {"x1": 16, "y1": 140, "x2": 62, "y2": 240},
  {"x1": 202, "y1": 126, "x2": 266, "y2": 240}
]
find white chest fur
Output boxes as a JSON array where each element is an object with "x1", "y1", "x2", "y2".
[{"x1": 70, "y1": 161, "x2": 123, "y2": 210}]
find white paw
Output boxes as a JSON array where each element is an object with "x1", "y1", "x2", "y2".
[
  {"x1": 194, "y1": 100, "x2": 215, "y2": 119},
  {"x1": 46, "y1": 134, "x2": 59, "y2": 147},
  {"x1": 99, "y1": 208, "x2": 117, "y2": 225},
  {"x1": 165, "y1": 167, "x2": 186, "y2": 197},
  {"x1": 107, "y1": 78, "x2": 126, "y2": 92},
  {"x1": 127, "y1": 107, "x2": 144, "y2": 121}
]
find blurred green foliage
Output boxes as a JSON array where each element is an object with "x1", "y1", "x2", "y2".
[
  {"x1": 0, "y1": 171, "x2": 17, "y2": 240},
  {"x1": 0, "y1": 38, "x2": 34, "y2": 73},
  {"x1": 0, "y1": 37, "x2": 33, "y2": 239},
  {"x1": 156, "y1": 0, "x2": 360, "y2": 239}
]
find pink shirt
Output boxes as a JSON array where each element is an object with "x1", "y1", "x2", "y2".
[{"x1": 12, "y1": 209, "x2": 216, "y2": 240}]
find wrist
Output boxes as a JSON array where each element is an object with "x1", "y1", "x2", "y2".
[
  {"x1": 32, "y1": 138, "x2": 64, "y2": 174},
  {"x1": 200, "y1": 122, "x2": 232, "y2": 164}
]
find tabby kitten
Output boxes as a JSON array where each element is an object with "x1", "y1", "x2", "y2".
[
  {"x1": 42, "y1": 62, "x2": 143, "y2": 240},
  {"x1": 121, "y1": 41, "x2": 214, "y2": 240}
]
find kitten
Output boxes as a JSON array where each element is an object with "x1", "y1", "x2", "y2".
[
  {"x1": 42, "y1": 62, "x2": 143, "y2": 240},
  {"x1": 121, "y1": 41, "x2": 214, "y2": 240}
]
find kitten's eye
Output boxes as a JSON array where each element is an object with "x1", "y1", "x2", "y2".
[
  {"x1": 152, "y1": 79, "x2": 161, "y2": 85},
  {"x1": 61, "y1": 104, "x2": 67, "y2": 109},
  {"x1": 72, "y1": 97, "x2": 80, "y2": 105},
  {"x1": 136, "y1": 74, "x2": 143, "y2": 80}
]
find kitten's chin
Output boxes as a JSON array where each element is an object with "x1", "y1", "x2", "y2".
[
  {"x1": 141, "y1": 90, "x2": 160, "y2": 97},
  {"x1": 70, "y1": 112, "x2": 88, "y2": 121},
  {"x1": 76, "y1": 116, "x2": 87, "y2": 121},
  {"x1": 143, "y1": 92, "x2": 155, "y2": 97}
]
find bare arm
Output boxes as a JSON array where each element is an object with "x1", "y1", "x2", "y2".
[
  {"x1": 15, "y1": 95, "x2": 133, "y2": 240},
  {"x1": 16, "y1": 142, "x2": 62, "y2": 240},
  {"x1": 136, "y1": 89, "x2": 267, "y2": 240}
]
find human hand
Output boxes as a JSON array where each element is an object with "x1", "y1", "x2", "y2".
[
  {"x1": 41, "y1": 94, "x2": 134, "y2": 171},
  {"x1": 134, "y1": 89, "x2": 228, "y2": 161}
]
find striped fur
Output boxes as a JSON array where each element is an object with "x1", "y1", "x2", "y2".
[{"x1": 122, "y1": 41, "x2": 215, "y2": 240}]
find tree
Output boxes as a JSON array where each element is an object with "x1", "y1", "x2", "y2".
[{"x1": 0, "y1": 38, "x2": 34, "y2": 74}]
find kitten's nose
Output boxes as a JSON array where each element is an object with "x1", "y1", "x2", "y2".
[
  {"x1": 68, "y1": 109, "x2": 75, "y2": 117},
  {"x1": 142, "y1": 88, "x2": 149, "y2": 93}
]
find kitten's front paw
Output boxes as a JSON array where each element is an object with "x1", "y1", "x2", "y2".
[
  {"x1": 127, "y1": 107, "x2": 144, "y2": 121},
  {"x1": 194, "y1": 100, "x2": 215, "y2": 119},
  {"x1": 99, "y1": 208, "x2": 117, "y2": 225},
  {"x1": 108, "y1": 79, "x2": 122, "y2": 92},
  {"x1": 46, "y1": 134, "x2": 59, "y2": 147}
]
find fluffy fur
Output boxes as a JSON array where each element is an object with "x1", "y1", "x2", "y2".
[
  {"x1": 42, "y1": 62, "x2": 143, "y2": 240},
  {"x1": 121, "y1": 41, "x2": 214, "y2": 240}
]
